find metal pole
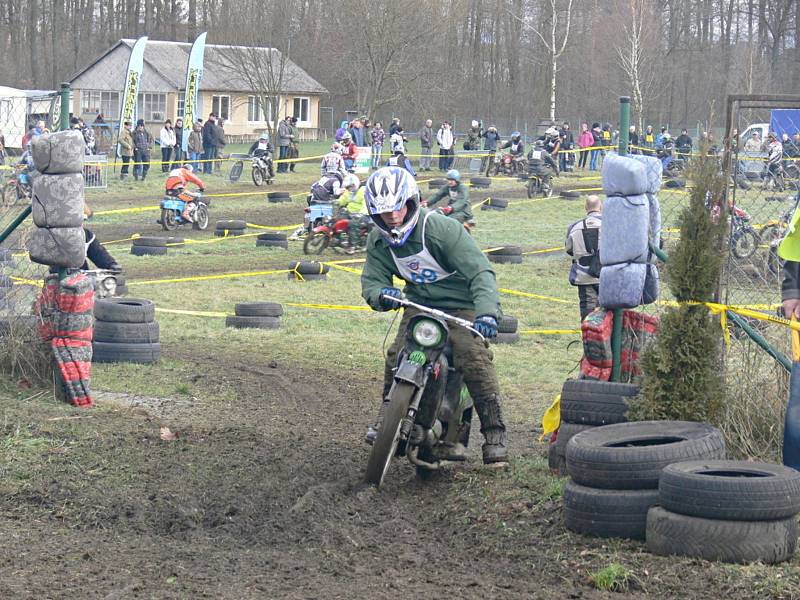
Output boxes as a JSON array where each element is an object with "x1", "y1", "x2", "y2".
[
  {"x1": 0, "y1": 206, "x2": 32, "y2": 245},
  {"x1": 610, "y1": 96, "x2": 631, "y2": 382},
  {"x1": 60, "y1": 82, "x2": 70, "y2": 131}
]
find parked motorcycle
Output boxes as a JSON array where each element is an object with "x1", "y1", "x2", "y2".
[
  {"x1": 365, "y1": 295, "x2": 476, "y2": 486},
  {"x1": 303, "y1": 212, "x2": 371, "y2": 254},
  {"x1": 251, "y1": 153, "x2": 275, "y2": 186},
  {"x1": 486, "y1": 150, "x2": 523, "y2": 177},
  {"x1": 159, "y1": 192, "x2": 210, "y2": 231},
  {"x1": 2, "y1": 165, "x2": 32, "y2": 207},
  {"x1": 730, "y1": 205, "x2": 759, "y2": 260}
]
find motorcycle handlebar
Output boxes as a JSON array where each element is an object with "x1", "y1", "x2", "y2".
[{"x1": 379, "y1": 293, "x2": 485, "y2": 341}]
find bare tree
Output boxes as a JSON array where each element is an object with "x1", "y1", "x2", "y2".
[{"x1": 615, "y1": 0, "x2": 658, "y2": 132}]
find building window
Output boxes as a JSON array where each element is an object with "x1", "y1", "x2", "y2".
[
  {"x1": 293, "y1": 97, "x2": 310, "y2": 124},
  {"x1": 177, "y1": 91, "x2": 185, "y2": 119},
  {"x1": 81, "y1": 90, "x2": 119, "y2": 118},
  {"x1": 136, "y1": 92, "x2": 167, "y2": 122},
  {"x1": 212, "y1": 95, "x2": 230, "y2": 121},
  {"x1": 247, "y1": 96, "x2": 273, "y2": 123}
]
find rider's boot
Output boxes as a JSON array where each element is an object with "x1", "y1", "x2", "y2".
[
  {"x1": 473, "y1": 394, "x2": 509, "y2": 465},
  {"x1": 181, "y1": 204, "x2": 194, "y2": 223},
  {"x1": 365, "y1": 399, "x2": 390, "y2": 445}
]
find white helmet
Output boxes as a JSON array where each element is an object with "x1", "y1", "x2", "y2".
[
  {"x1": 365, "y1": 167, "x2": 421, "y2": 247},
  {"x1": 546, "y1": 127, "x2": 559, "y2": 138},
  {"x1": 259, "y1": 132, "x2": 269, "y2": 141},
  {"x1": 471, "y1": 120, "x2": 479, "y2": 128},
  {"x1": 341, "y1": 132, "x2": 352, "y2": 143},
  {"x1": 343, "y1": 174, "x2": 360, "y2": 189},
  {"x1": 331, "y1": 142, "x2": 344, "y2": 154}
]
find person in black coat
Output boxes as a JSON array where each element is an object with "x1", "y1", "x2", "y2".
[{"x1": 201, "y1": 113, "x2": 217, "y2": 174}]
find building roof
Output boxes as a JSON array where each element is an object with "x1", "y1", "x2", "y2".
[{"x1": 69, "y1": 39, "x2": 328, "y2": 95}]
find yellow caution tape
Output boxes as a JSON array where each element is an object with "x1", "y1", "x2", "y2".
[
  {"x1": 285, "y1": 302, "x2": 371, "y2": 311},
  {"x1": 521, "y1": 246, "x2": 562, "y2": 256},
  {"x1": 10, "y1": 276, "x2": 41, "y2": 286},
  {"x1": 520, "y1": 328, "x2": 581, "y2": 335},
  {"x1": 499, "y1": 287, "x2": 575, "y2": 304},
  {"x1": 128, "y1": 268, "x2": 291, "y2": 286},
  {"x1": 155, "y1": 307, "x2": 228, "y2": 318}
]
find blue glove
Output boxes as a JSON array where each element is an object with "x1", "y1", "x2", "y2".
[
  {"x1": 473, "y1": 315, "x2": 498, "y2": 339},
  {"x1": 379, "y1": 287, "x2": 403, "y2": 310}
]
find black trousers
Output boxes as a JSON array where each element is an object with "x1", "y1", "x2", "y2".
[{"x1": 578, "y1": 284, "x2": 600, "y2": 320}]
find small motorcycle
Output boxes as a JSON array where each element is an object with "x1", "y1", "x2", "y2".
[
  {"x1": 251, "y1": 153, "x2": 275, "y2": 186},
  {"x1": 2, "y1": 165, "x2": 32, "y2": 207},
  {"x1": 303, "y1": 212, "x2": 371, "y2": 254},
  {"x1": 526, "y1": 171, "x2": 553, "y2": 198},
  {"x1": 365, "y1": 295, "x2": 476, "y2": 487},
  {"x1": 82, "y1": 268, "x2": 122, "y2": 299},
  {"x1": 159, "y1": 192, "x2": 210, "y2": 231},
  {"x1": 730, "y1": 205, "x2": 759, "y2": 260},
  {"x1": 486, "y1": 151, "x2": 522, "y2": 177}
]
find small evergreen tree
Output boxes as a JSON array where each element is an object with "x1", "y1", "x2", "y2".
[{"x1": 634, "y1": 147, "x2": 728, "y2": 422}]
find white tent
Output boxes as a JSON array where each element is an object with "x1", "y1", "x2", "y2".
[{"x1": 0, "y1": 86, "x2": 57, "y2": 150}]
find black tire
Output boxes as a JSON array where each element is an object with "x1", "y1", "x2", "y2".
[
  {"x1": 92, "y1": 341, "x2": 160, "y2": 363},
  {"x1": 132, "y1": 236, "x2": 168, "y2": 247},
  {"x1": 492, "y1": 245, "x2": 522, "y2": 256},
  {"x1": 498, "y1": 315, "x2": 518, "y2": 333},
  {"x1": 290, "y1": 260, "x2": 330, "y2": 275},
  {"x1": 745, "y1": 171, "x2": 761, "y2": 180},
  {"x1": 93, "y1": 320, "x2": 160, "y2": 344},
  {"x1": 256, "y1": 232, "x2": 287, "y2": 242},
  {"x1": 486, "y1": 198, "x2": 509, "y2": 208},
  {"x1": 94, "y1": 298, "x2": 155, "y2": 323},
  {"x1": 562, "y1": 191, "x2": 581, "y2": 199},
  {"x1": 193, "y1": 205, "x2": 209, "y2": 230},
  {"x1": 303, "y1": 232, "x2": 329, "y2": 255},
  {"x1": 493, "y1": 332, "x2": 519, "y2": 344},
  {"x1": 256, "y1": 239, "x2": 288, "y2": 249},
  {"x1": 428, "y1": 178, "x2": 447, "y2": 188},
  {"x1": 268, "y1": 192, "x2": 292, "y2": 202},
  {"x1": 665, "y1": 179, "x2": 686, "y2": 188},
  {"x1": 215, "y1": 219, "x2": 247, "y2": 230},
  {"x1": 564, "y1": 481, "x2": 659, "y2": 540},
  {"x1": 288, "y1": 272, "x2": 327, "y2": 281},
  {"x1": 731, "y1": 228, "x2": 760, "y2": 259},
  {"x1": 480, "y1": 204, "x2": 505, "y2": 211},
  {"x1": 164, "y1": 237, "x2": 185, "y2": 247},
  {"x1": 252, "y1": 167, "x2": 264, "y2": 187},
  {"x1": 214, "y1": 228, "x2": 246, "y2": 237},
  {"x1": 555, "y1": 422, "x2": 594, "y2": 456},
  {"x1": 548, "y1": 443, "x2": 567, "y2": 476},
  {"x1": 489, "y1": 254, "x2": 522, "y2": 264},
  {"x1": 565, "y1": 420, "x2": 726, "y2": 490},
  {"x1": 526, "y1": 179, "x2": 535, "y2": 199},
  {"x1": 234, "y1": 302, "x2": 283, "y2": 317},
  {"x1": 131, "y1": 245, "x2": 168, "y2": 256},
  {"x1": 115, "y1": 284, "x2": 129, "y2": 296},
  {"x1": 470, "y1": 176, "x2": 491, "y2": 187},
  {"x1": 646, "y1": 506, "x2": 798, "y2": 565},
  {"x1": 365, "y1": 382, "x2": 416, "y2": 486},
  {"x1": 225, "y1": 315, "x2": 281, "y2": 330},
  {"x1": 560, "y1": 379, "x2": 639, "y2": 426},
  {"x1": 659, "y1": 460, "x2": 800, "y2": 521}
]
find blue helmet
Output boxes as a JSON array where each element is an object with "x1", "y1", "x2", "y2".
[
  {"x1": 446, "y1": 169, "x2": 461, "y2": 182},
  {"x1": 365, "y1": 167, "x2": 421, "y2": 247}
]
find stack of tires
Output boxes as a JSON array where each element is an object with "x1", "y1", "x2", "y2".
[
  {"x1": 255, "y1": 232, "x2": 288, "y2": 249},
  {"x1": 480, "y1": 198, "x2": 507, "y2": 211},
  {"x1": 494, "y1": 315, "x2": 519, "y2": 344},
  {"x1": 288, "y1": 260, "x2": 329, "y2": 281},
  {"x1": 427, "y1": 178, "x2": 447, "y2": 190},
  {"x1": 0, "y1": 275, "x2": 13, "y2": 311},
  {"x1": 226, "y1": 302, "x2": 283, "y2": 330},
  {"x1": 548, "y1": 379, "x2": 639, "y2": 475},
  {"x1": 267, "y1": 192, "x2": 292, "y2": 203},
  {"x1": 470, "y1": 176, "x2": 491, "y2": 189},
  {"x1": 131, "y1": 236, "x2": 183, "y2": 256},
  {"x1": 487, "y1": 246, "x2": 522, "y2": 265},
  {"x1": 215, "y1": 220, "x2": 247, "y2": 237},
  {"x1": 561, "y1": 191, "x2": 581, "y2": 200},
  {"x1": 647, "y1": 460, "x2": 800, "y2": 564},
  {"x1": 92, "y1": 298, "x2": 160, "y2": 363},
  {"x1": 563, "y1": 420, "x2": 725, "y2": 540}
]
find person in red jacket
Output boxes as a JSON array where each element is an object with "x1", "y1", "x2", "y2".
[
  {"x1": 165, "y1": 164, "x2": 205, "y2": 222},
  {"x1": 340, "y1": 132, "x2": 359, "y2": 171}
]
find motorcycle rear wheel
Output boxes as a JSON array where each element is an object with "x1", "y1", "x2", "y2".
[
  {"x1": 303, "y1": 232, "x2": 329, "y2": 255},
  {"x1": 252, "y1": 168, "x2": 264, "y2": 186},
  {"x1": 161, "y1": 209, "x2": 178, "y2": 231},
  {"x1": 526, "y1": 179, "x2": 535, "y2": 199},
  {"x1": 365, "y1": 382, "x2": 416, "y2": 487}
]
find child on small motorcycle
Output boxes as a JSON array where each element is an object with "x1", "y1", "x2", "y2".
[
  {"x1": 165, "y1": 164, "x2": 205, "y2": 222},
  {"x1": 338, "y1": 174, "x2": 370, "y2": 253}
]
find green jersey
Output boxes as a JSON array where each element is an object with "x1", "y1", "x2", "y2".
[{"x1": 428, "y1": 183, "x2": 473, "y2": 223}]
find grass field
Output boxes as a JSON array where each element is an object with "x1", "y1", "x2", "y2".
[{"x1": 1, "y1": 149, "x2": 798, "y2": 598}]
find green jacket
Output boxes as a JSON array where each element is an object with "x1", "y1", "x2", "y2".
[
  {"x1": 428, "y1": 183, "x2": 473, "y2": 223},
  {"x1": 361, "y1": 208, "x2": 498, "y2": 317}
]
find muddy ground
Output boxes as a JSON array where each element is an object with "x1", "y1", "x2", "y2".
[{"x1": 2, "y1": 349, "x2": 797, "y2": 599}]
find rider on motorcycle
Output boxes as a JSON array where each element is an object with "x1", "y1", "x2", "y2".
[
  {"x1": 361, "y1": 167, "x2": 509, "y2": 465},
  {"x1": 428, "y1": 169, "x2": 474, "y2": 226},
  {"x1": 248, "y1": 132, "x2": 273, "y2": 158},
  {"x1": 165, "y1": 164, "x2": 204, "y2": 223},
  {"x1": 340, "y1": 132, "x2": 359, "y2": 171},
  {"x1": 338, "y1": 173, "x2": 370, "y2": 253},
  {"x1": 311, "y1": 168, "x2": 345, "y2": 205},
  {"x1": 320, "y1": 143, "x2": 347, "y2": 177},
  {"x1": 499, "y1": 131, "x2": 525, "y2": 159},
  {"x1": 385, "y1": 150, "x2": 416, "y2": 176},
  {"x1": 528, "y1": 139, "x2": 559, "y2": 176},
  {"x1": 540, "y1": 127, "x2": 561, "y2": 159},
  {"x1": 766, "y1": 133, "x2": 784, "y2": 180}
]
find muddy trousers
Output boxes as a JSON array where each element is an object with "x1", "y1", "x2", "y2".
[{"x1": 381, "y1": 307, "x2": 507, "y2": 450}]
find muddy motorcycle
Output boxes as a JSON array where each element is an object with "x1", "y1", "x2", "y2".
[
  {"x1": 251, "y1": 153, "x2": 275, "y2": 186},
  {"x1": 303, "y1": 213, "x2": 371, "y2": 254},
  {"x1": 486, "y1": 151, "x2": 522, "y2": 177},
  {"x1": 526, "y1": 171, "x2": 553, "y2": 198},
  {"x1": 159, "y1": 192, "x2": 210, "y2": 231},
  {"x1": 365, "y1": 295, "x2": 476, "y2": 487}
]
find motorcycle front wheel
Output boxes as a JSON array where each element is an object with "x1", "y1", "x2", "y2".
[
  {"x1": 731, "y1": 228, "x2": 760, "y2": 259},
  {"x1": 161, "y1": 208, "x2": 178, "y2": 231},
  {"x1": 252, "y1": 167, "x2": 264, "y2": 186},
  {"x1": 303, "y1": 232, "x2": 329, "y2": 254},
  {"x1": 526, "y1": 179, "x2": 535, "y2": 199},
  {"x1": 365, "y1": 382, "x2": 416, "y2": 487},
  {"x1": 193, "y1": 205, "x2": 209, "y2": 230}
]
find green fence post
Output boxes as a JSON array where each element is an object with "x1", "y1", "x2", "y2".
[
  {"x1": 60, "y1": 82, "x2": 70, "y2": 131},
  {"x1": 610, "y1": 96, "x2": 631, "y2": 382}
]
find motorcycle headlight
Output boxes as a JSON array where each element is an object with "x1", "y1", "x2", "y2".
[
  {"x1": 102, "y1": 277, "x2": 117, "y2": 295},
  {"x1": 411, "y1": 319, "x2": 444, "y2": 348}
]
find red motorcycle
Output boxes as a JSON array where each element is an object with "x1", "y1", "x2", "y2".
[
  {"x1": 303, "y1": 213, "x2": 372, "y2": 255},
  {"x1": 486, "y1": 150, "x2": 523, "y2": 176},
  {"x1": 2, "y1": 165, "x2": 32, "y2": 207}
]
